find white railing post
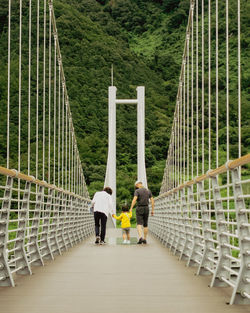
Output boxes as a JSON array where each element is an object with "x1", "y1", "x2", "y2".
[
  {"x1": 0, "y1": 177, "x2": 14, "y2": 286},
  {"x1": 163, "y1": 197, "x2": 170, "y2": 246},
  {"x1": 187, "y1": 185, "x2": 203, "y2": 267},
  {"x1": 66, "y1": 195, "x2": 74, "y2": 248},
  {"x1": 56, "y1": 191, "x2": 66, "y2": 253},
  {"x1": 15, "y1": 181, "x2": 32, "y2": 276},
  {"x1": 173, "y1": 191, "x2": 183, "y2": 256},
  {"x1": 197, "y1": 181, "x2": 215, "y2": 276},
  {"x1": 40, "y1": 188, "x2": 54, "y2": 261},
  {"x1": 49, "y1": 190, "x2": 61, "y2": 256},
  {"x1": 166, "y1": 193, "x2": 175, "y2": 249},
  {"x1": 179, "y1": 189, "x2": 191, "y2": 261},
  {"x1": 170, "y1": 192, "x2": 179, "y2": 252},
  {"x1": 230, "y1": 167, "x2": 250, "y2": 304},
  {"x1": 210, "y1": 175, "x2": 231, "y2": 287},
  {"x1": 30, "y1": 185, "x2": 44, "y2": 266}
]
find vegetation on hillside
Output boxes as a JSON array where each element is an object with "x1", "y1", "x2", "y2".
[{"x1": 0, "y1": 0, "x2": 249, "y2": 209}]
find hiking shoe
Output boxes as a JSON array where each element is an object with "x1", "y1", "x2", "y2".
[
  {"x1": 137, "y1": 237, "x2": 143, "y2": 244},
  {"x1": 142, "y1": 239, "x2": 147, "y2": 244},
  {"x1": 95, "y1": 237, "x2": 100, "y2": 244}
]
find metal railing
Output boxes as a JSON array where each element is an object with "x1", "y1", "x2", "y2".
[
  {"x1": 149, "y1": 155, "x2": 250, "y2": 305},
  {"x1": 0, "y1": 167, "x2": 93, "y2": 287},
  {"x1": 149, "y1": 0, "x2": 250, "y2": 305},
  {"x1": 0, "y1": 0, "x2": 94, "y2": 287}
]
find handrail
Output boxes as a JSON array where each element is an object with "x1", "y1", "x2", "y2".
[
  {"x1": 158, "y1": 153, "x2": 250, "y2": 199},
  {"x1": 150, "y1": 154, "x2": 250, "y2": 305},
  {"x1": 0, "y1": 166, "x2": 90, "y2": 202}
]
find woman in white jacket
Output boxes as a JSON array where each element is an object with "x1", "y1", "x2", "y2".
[{"x1": 91, "y1": 187, "x2": 114, "y2": 245}]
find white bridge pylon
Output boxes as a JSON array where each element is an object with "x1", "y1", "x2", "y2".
[{"x1": 104, "y1": 86, "x2": 148, "y2": 219}]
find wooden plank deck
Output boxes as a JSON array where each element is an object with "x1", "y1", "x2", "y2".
[{"x1": 0, "y1": 229, "x2": 249, "y2": 313}]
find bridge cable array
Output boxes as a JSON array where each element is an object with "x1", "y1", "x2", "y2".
[
  {"x1": 149, "y1": 0, "x2": 250, "y2": 305},
  {"x1": 0, "y1": 0, "x2": 94, "y2": 287}
]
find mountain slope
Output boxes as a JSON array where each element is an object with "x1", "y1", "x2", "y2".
[{"x1": 0, "y1": 0, "x2": 249, "y2": 207}]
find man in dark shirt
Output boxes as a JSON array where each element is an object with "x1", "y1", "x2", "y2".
[{"x1": 130, "y1": 181, "x2": 154, "y2": 244}]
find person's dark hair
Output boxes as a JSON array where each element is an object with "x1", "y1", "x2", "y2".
[
  {"x1": 103, "y1": 187, "x2": 112, "y2": 195},
  {"x1": 122, "y1": 205, "x2": 129, "y2": 212}
]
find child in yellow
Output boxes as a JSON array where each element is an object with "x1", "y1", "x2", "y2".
[{"x1": 112, "y1": 205, "x2": 132, "y2": 244}]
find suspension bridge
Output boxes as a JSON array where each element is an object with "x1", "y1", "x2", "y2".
[{"x1": 0, "y1": 0, "x2": 249, "y2": 312}]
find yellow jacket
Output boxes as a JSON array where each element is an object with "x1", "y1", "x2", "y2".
[{"x1": 113, "y1": 211, "x2": 132, "y2": 228}]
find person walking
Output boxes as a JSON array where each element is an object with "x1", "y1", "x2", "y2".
[
  {"x1": 91, "y1": 187, "x2": 114, "y2": 245},
  {"x1": 112, "y1": 205, "x2": 132, "y2": 244},
  {"x1": 130, "y1": 181, "x2": 154, "y2": 244}
]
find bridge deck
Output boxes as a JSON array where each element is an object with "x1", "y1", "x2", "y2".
[{"x1": 0, "y1": 229, "x2": 249, "y2": 313}]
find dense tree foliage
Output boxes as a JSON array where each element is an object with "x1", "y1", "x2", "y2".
[{"x1": 0, "y1": 0, "x2": 249, "y2": 209}]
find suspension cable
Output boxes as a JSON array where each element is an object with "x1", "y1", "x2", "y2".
[
  {"x1": 48, "y1": 3, "x2": 52, "y2": 184},
  {"x1": 183, "y1": 59, "x2": 186, "y2": 182},
  {"x1": 216, "y1": 0, "x2": 219, "y2": 168},
  {"x1": 180, "y1": 81, "x2": 183, "y2": 185},
  {"x1": 7, "y1": 0, "x2": 11, "y2": 169},
  {"x1": 58, "y1": 60, "x2": 61, "y2": 187},
  {"x1": 62, "y1": 83, "x2": 65, "y2": 188},
  {"x1": 65, "y1": 100, "x2": 68, "y2": 190},
  {"x1": 187, "y1": 32, "x2": 190, "y2": 182},
  {"x1": 74, "y1": 137, "x2": 76, "y2": 193},
  {"x1": 226, "y1": 0, "x2": 230, "y2": 212},
  {"x1": 208, "y1": 0, "x2": 211, "y2": 209},
  {"x1": 71, "y1": 116, "x2": 73, "y2": 192},
  {"x1": 53, "y1": 33, "x2": 57, "y2": 185},
  {"x1": 191, "y1": 3, "x2": 194, "y2": 180},
  {"x1": 36, "y1": 0, "x2": 39, "y2": 180},
  {"x1": 196, "y1": 0, "x2": 199, "y2": 178},
  {"x1": 18, "y1": 0, "x2": 22, "y2": 208},
  {"x1": 28, "y1": 0, "x2": 31, "y2": 176},
  {"x1": 208, "y1": 0, "x2": 211, "y2": 172},
  {"x1": 174, "y1": 115, "x2": 177, "y2": 187},
  {"x1": 238, "y1": 0, "x2": 241, "y2": 175},
  {"x1": 201, "y1": 0, "x2": 204, "y2": 175},
  {"x1": 178, "y1": 100, "x2": 180, "y2": 186},
  {"x1": 68, "y1": 100, "x2": 70, "y2": 192},
  {"x1": 43, "y1": 0, "x2": 46, "y2": 181}
]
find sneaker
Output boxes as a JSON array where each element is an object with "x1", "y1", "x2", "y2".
[
  {"x1": 127, "y1": 240, "x2": 130, "y2": 244},
  {"x1": 137, "y1": 237, "x2": 143, "y2": 244},
  {"x1": 99, "y1": 240, "x2": 106, "y2": 245},
  {"x1": 142, "y1": 239, "x2": 147, "y2": 244},
  {"x1": 123, "y1": 240, "x2": 127, "y2": 244},
  {"x1": 95, "y1": 237, "x2": 100, "y2": 244}
]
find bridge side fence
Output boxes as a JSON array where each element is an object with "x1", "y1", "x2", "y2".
[
  {"x1": 0, "y1": 0, "x2": 94, "y2": 287},
  {"x1": 149, "y1": 0, "x2": 250, "y2": 305}
]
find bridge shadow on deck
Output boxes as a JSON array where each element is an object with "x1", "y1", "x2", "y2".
[{"x1": 0, "y1": 229, "x2": 249, "y2": 313}]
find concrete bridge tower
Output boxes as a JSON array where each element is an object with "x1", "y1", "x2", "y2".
[{"x1": 104, "y1": 86, "x2": 147, "y2": 222}]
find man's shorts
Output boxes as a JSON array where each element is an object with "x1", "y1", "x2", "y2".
[
  {"x1": 136, "y1": 206, "x2": 149, "y2": 227},
  {"x1": 122, "y1": 227, "x2": 130, "y2": 235}
]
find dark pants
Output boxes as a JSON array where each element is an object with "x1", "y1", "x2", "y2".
[
  {"x1": 136, "y1": 206, "x2": 149, "y2": 227},
  {"x1": 94, "y1": 211, "x2": 107, "y2": 241}
]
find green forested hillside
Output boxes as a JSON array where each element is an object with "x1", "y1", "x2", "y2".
[
  {"x1": 52, "y1": 0, "x2": 179, "y2": 201},
  {"x1": 51, "y1": 0, "x2": 192, "y2": 203},
  {"x1": 0, "y1": 0, "x2": 249, "y2": 207},
  {"x1": 44, "y1": 0, "x2": 250, "y2": 201}
]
